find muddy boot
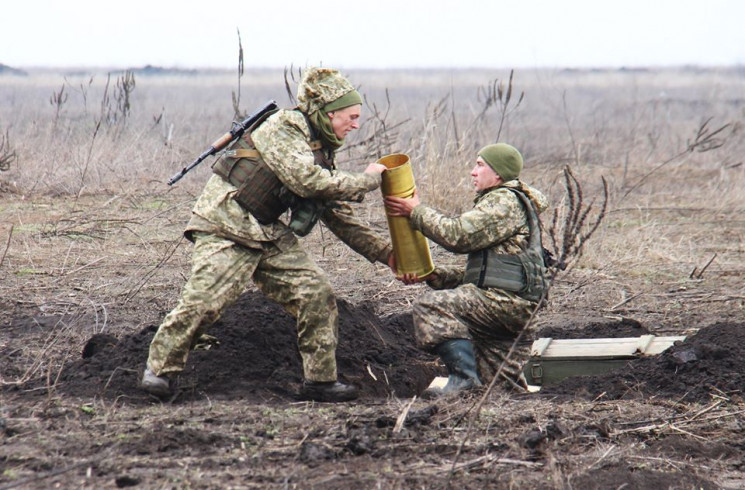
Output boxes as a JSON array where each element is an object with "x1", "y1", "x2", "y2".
[
  {"x1": 300, "y1": 381, "x2": 359, "y2": 402},
  {"x1": 422, "y1": 339, "x2": 482, "y2": 398},
  {"x1": 140, "y1": 367, "x2": 173, "y2": 397}
]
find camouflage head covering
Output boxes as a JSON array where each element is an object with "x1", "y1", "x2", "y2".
[{"x1": 297, "y1": 67, "x2": 357, "y2": 115}]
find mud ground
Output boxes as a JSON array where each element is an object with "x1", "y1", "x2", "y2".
[{"x1": 1, "y1": 193, "x2": 744, "y2": 489}]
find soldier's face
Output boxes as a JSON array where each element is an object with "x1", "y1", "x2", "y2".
[
  {"x1": 328, "y1": 104, "x2": 362, "y2": 140},
  {"x1": 471, "y1": 157, "x2": 502, "y2": 191}
]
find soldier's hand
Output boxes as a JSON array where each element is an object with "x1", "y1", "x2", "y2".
[
  {"x1": 384, "y1": 190, "x2": 420, "y2": 218},
  {"x1": 397, "y1": 272, "x2": 429, "y2": 285},
  {"x1": 364, "y1": 162, "x2": 387, "y2": 175},
  {"x1": 387, "y1": 251, "x2": 397, "y2": 274}
]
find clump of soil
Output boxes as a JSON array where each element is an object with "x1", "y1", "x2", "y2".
[
  {"x1": 53, "y1": 291, "x2": 439, "y2": 403},
  {"x1": 539, "y1": 321, "x2": 745, "y2": 403}
]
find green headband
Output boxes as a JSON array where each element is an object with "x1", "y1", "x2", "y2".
[{"x1": 322, "y1": 90, "x2": 362, "y2": 113}]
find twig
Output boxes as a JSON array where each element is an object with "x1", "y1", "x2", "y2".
[
  {"x1": 621, "y1": 118, "x2": 734, "y2": 201},
  {"x1": 689, "y1": 253, "x2": 717, "y2": 279},
  {"x1": 102, "y1": 366, "x2": 137, "y2": 393},
  {"x1": 687, "y1": 400, "x2": 723, "y2": 421},
  {"x1": 365, "y1": 318, "x2": 388, "y2": 346},
  {"x1": 608, "y1": 292, "x2": 644, "y2": 312},
  {"x1": 668, "y1": 424, "x2": 708, "y2": 441},
  {"x1": 73, "y1": 119, "x2": 102, "y2": 212},
  {"x1": 451, "y1": 454, "x2": 542, "y2": 473},
  {"x1": 587, "y1": 445, "x2": 616, "y2": 471},
  {"x1": 0, "y1": 224, "x2": 13, "y2": 268},
  {"x1": 51, "y1": 256, "x2": 107, "y2": 283},
  {"x1": 123, "y1": 235, "x2": 184, "y2": 304},
  {"x1": 393, "y1": 396, "x2": 416, "y2": 433}
]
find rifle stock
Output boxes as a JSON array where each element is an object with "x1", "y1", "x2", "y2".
[{"x1": 167, "y1": 99, "x2": 278, "y2": 186}]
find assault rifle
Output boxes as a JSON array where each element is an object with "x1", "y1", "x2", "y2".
[{"x1": 167, "y1": 99, "x2": 279, "y2": 186}]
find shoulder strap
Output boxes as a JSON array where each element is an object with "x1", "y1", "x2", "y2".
[{"x1": 505, "y1": 187, "x2": 543, "y2": 256}]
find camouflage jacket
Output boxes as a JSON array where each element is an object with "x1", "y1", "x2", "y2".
[
  {"x1": 185, "y1": 109, "x2": 392, "y2": 263},
  {"x1": 409, "y1": 180, "x2": 549, "y2": 289}
]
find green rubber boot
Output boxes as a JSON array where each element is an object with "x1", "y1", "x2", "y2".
[{"x1": 422, "y1": 339, "x2": 483, "y2": 398}]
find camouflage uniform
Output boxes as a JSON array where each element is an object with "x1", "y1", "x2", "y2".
[
  {"x1": 148, "y1": 69, "x2": 392, "y2": 383},
  {"x1": 409, "y1": 180, "x2": 549, "y2": 387}
]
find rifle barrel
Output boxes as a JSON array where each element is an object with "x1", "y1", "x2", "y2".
[{"x1": 167, "y1": 147, "x2": 215, "y2": 186}]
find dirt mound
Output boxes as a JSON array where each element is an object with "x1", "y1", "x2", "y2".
[
  {"x1": 535, "y1": 316, "x2": 649, "y2": 339},
  {"x1": 53, "y1": 291, "x2": 439, "y2": 403},
  {"x1": 539, "y1": 321, "x2": 745, "y2": 403},
  {"x1": 8, "y1": 299, "x2": 743, "y2": 405}
]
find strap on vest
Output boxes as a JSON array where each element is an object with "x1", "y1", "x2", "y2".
[
  {"x1": 224, "y1": 148, "x2": 260, "y2": 159},
  {"x1": 225, "y1": 141, "x2": 321, "y2": 159}
]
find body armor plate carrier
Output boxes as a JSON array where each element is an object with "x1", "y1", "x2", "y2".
[
  {"x1": 463, "y1": 188, "x2": 548, "y2": 302},
  {"x1": 211, "y1": 109, "x2": 333, "y2": 231}
]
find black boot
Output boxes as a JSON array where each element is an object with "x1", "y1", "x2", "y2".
[
  {"x1": 422, "y1": 339, "x2": 482, "y2": 398},
  {"x1": 141, "y1": 367, "x2": 173, "y2": 397},
  {"x1": 300, "y1": 381, "x2": 359, "y2": 402}
]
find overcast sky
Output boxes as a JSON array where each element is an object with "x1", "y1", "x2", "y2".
[{"x1": 2, "y1": 0, "x2": 743, "y2": 70}]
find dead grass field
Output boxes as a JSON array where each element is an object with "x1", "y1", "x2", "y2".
[{"x1": 1, "y1": 66, "x2": 744, "y2": 489}]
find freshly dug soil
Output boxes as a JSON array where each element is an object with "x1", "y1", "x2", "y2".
[
  {"x1": 50, "y1": 291, "x2": 439, "y2": 403},
  {"x1": 13, "y1": 292, "x2": 741, "y2": 406}
]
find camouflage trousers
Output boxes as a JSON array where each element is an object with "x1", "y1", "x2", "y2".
[
  {"x1": 148, "y1": 232, "x2": 339, "y2": 382},
  {"x1": 413, "y1": 283, "x2": 535, "y2": 388}
]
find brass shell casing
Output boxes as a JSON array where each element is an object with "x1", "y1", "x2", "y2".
[{"x1": 379, "y1": 154, "x2": 435, "y2": 278}]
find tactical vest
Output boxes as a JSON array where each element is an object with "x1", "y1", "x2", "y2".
[
  {"x1": 462, "y1": 188, "x2": 548, "y2": 302},
  {"x1": 211, "y1": 109, "x2": 334, "y2": 226}
]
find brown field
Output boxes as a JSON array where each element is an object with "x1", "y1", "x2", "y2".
[{"x1": 1, "y1": 66, "x2": 744, "y2": 489}]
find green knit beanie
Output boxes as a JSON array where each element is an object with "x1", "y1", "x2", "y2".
[{"x1": 478, "y1": 143, "x2": 523, "y2": 182}]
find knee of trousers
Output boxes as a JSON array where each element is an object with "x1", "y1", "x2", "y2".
[
  {"x1": 298, "y1": 280, "x2": 335, "y2": 313},
  {"x1": 411, "y1": 289, "x2": 441, "y2": 319},
  {"x1": 412, "y1": 291, "x2": 471, "y2": 351}
]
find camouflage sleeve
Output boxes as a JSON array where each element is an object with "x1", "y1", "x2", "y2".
[
  {"x1": 425, "y1": 265, "x2": 464, "y2": 290},
  {"x1": 408, "y1": 189, "x2": 527, "y2": 253},
  {"x1": 320, "y1": 202, "x2": 393, "y2": 263},
  {"x1": 252, "y1": 110, "x2": 380, "y2": 202}
]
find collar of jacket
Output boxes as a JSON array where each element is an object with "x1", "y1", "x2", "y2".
[{"x1": 473, "y1": 179, "x2": 520, "y2": 203}]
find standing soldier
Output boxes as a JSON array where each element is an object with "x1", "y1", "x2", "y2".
[
  {"x1": 142, "y1": 67, "x2": 393, "y2": 402},
  {"x1": 384, "y1": 143, "x2": 549, "y2": 396}
]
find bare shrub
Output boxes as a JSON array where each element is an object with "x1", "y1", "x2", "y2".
[
  {"x1": 100, "y1": 70, "x2": 136, "y2": 128},
  {"x1": 231, "y1": 28, "x2": 245, "y2": 118},
  {"x1": 49, "y1": 83, "x2": 68, "y2": 129},
  {"x1": 0, "y1": 128, "x2": 16, "y2": 172}
]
